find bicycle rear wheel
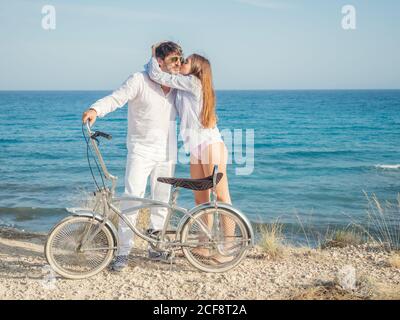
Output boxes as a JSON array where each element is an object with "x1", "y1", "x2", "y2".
[
  {"x1": 181, "y1": 207, "x2": 251, "y2": 272},
  {"x1": 45, "y1": 216, "x2": 116, "y2": 279}
]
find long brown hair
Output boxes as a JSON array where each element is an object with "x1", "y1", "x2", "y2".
[{"x1": 189, "y1": 54, "x2": 217, "y2": 128}]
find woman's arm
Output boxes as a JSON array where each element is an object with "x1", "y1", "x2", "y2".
[{"x1": 145, "y1": 57, "x2": 200, "y2": 93}]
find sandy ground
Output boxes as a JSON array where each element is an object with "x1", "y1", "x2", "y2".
[{"x1": 0, "y1": 227, "x2": 399, "y2": 300}]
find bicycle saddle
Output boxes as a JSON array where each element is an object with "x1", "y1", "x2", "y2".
[{"x1": 157, "y1": 173, "x2": 223, "y2": 191}]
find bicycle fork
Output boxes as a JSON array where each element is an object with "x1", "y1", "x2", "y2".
[{"x1": 78, "y1": 193, "x2": 110, "y2": 252}]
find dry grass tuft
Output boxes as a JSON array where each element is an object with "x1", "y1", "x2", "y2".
[
  {"x1": 258, "y1": 222, "x2": 285, "y2": 259},
  {"x1": 361, "y1": 192, "x2": 400, "y2": 251},
  {"x1": 321, "y1": 229, "x2": 364, "y2": 249},
  {"x1": 371, "y1": 284, "x2": 400, "y2": 300},
  {"x1": 134, "y1": 209, "x2": 151, "y2": 250},
  {"x1": 289, "y1": 274, "x2": 400, "y2": 300},
  {"x1": 288, "y1": 280, "x2": 366, "y2": 300},
  {"x1": 387, "y1": 252, "x2": 400, "y2": 269}
]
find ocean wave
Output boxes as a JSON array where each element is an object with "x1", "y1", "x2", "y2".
[
  {"x1": 0, "y1": 220, "x2": 16, "y2": 229},
  {"x1": 375, "y1": 164, "x2": 400, "y2": 170},
  {"x1": 275, "y1": 149, "x2": 356, "y2": 158},
  {"x1": 0, "y1": 138, "x2": 23, "y2": 144},
  {"x1": 0, "y1": 207, "x2": 68, "y2": 217}
]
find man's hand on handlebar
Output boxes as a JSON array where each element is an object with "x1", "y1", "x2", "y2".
[{"x1": 82, "y1": 108, "x2": 97, "y2": 126}]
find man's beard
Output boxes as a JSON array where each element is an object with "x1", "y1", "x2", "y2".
[{"x1": 166, "y1": 65, "x2": 180, "y2": 74}]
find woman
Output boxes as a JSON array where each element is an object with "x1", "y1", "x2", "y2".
[{"x1": 147, "y1": 45, "x2": 231, "y2": 206}]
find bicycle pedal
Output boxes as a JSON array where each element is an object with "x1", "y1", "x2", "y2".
[{"x1": 145, "y1": 228, "x2": 161, "y2": 239}]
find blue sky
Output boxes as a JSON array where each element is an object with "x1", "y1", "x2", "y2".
[{"x1": 0, "y1": 0, "x2": 399, "y2": 90}]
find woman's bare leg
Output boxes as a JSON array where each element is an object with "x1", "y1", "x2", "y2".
[
  {"x1": 200, "y1": 142, "x2": 231, "y2": 204},
  {"x1": 190, "y1": 155, "x2": 212, "y2": 256},
  {"x1": 200, "y1": 142, "x2": 235, "y2": 262},
  {"x1": 190, "y1": 158, "x2": 210, "y2": 205}
]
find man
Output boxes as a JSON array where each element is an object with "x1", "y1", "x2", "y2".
[{"x1": 82, "y1": 41, "x2": 183, "y2": 271}]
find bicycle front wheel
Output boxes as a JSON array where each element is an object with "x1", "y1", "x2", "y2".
[
  {"x1": 181, "y1": 207, "x2": 251, "y2": 273},
  {"x1": 45, "y1": 216, "x2": 116, "y2": 279}
]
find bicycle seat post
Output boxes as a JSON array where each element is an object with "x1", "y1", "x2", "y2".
[
  {"x1": 212, "y1": 166, "x2": 219, "y2": 210},
  {"x1": 169, "y1": 187, "x2": 180, "y2": 207},
  {"x1": 156, "y1": 187, "x2": 180, "y2": 250}
]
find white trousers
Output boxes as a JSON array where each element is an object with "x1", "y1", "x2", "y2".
[{"x1": 117, "y1": 152, "x2": 175, "y2": 256}]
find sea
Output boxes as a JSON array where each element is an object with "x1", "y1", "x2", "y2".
[{"x1": 1, "y1": 90, "x2": 399, "y2": 245}]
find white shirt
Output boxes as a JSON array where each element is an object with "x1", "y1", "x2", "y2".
[
  {"x1": 90, "y1": 71, "x2": 177, "y2": 161},
  {"x1": 145, "y1": 58, "x2": 222, "y2": 154}
]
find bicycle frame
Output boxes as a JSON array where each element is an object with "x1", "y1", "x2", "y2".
[
  {"x1": 83, "y1": 122, "x2": 227, "y2": 250},
  {"x1": 110, "y1": 193, "x2": 190, "y2": 248},
  {"x1": 73, "y1": 188, "x2": 229, "y2": 252}
]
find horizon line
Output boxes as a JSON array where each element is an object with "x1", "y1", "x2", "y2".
[{"x1": 1, "y1": 88, "x2": 400, "y2": 92}]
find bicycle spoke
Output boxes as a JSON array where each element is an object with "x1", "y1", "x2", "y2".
[
  {"x1": 181, "y1": 207, "x2": 251, "y2": 272},
  {"x1": 46, "y1": 217, "x2": 115, "y2": 278}
]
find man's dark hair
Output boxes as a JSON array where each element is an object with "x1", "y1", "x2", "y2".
[{"x1": 155, "y1": 41, "x2": 183, "y2": 60}]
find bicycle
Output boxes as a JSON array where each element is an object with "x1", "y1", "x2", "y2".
[{"x1": 44, "y1": 121, "x2": 254, "y2": 279}]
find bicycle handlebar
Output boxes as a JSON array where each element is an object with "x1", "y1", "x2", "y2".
[
  {"x1": 92, "y1": 131, "x2": 112, "y2": 140},
  {"x1": 85, "y1": 120, "x2": 92, "y2": 135},
  {"x1": 85, "y1": 121, "x2": 112, "y2": 140}
]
